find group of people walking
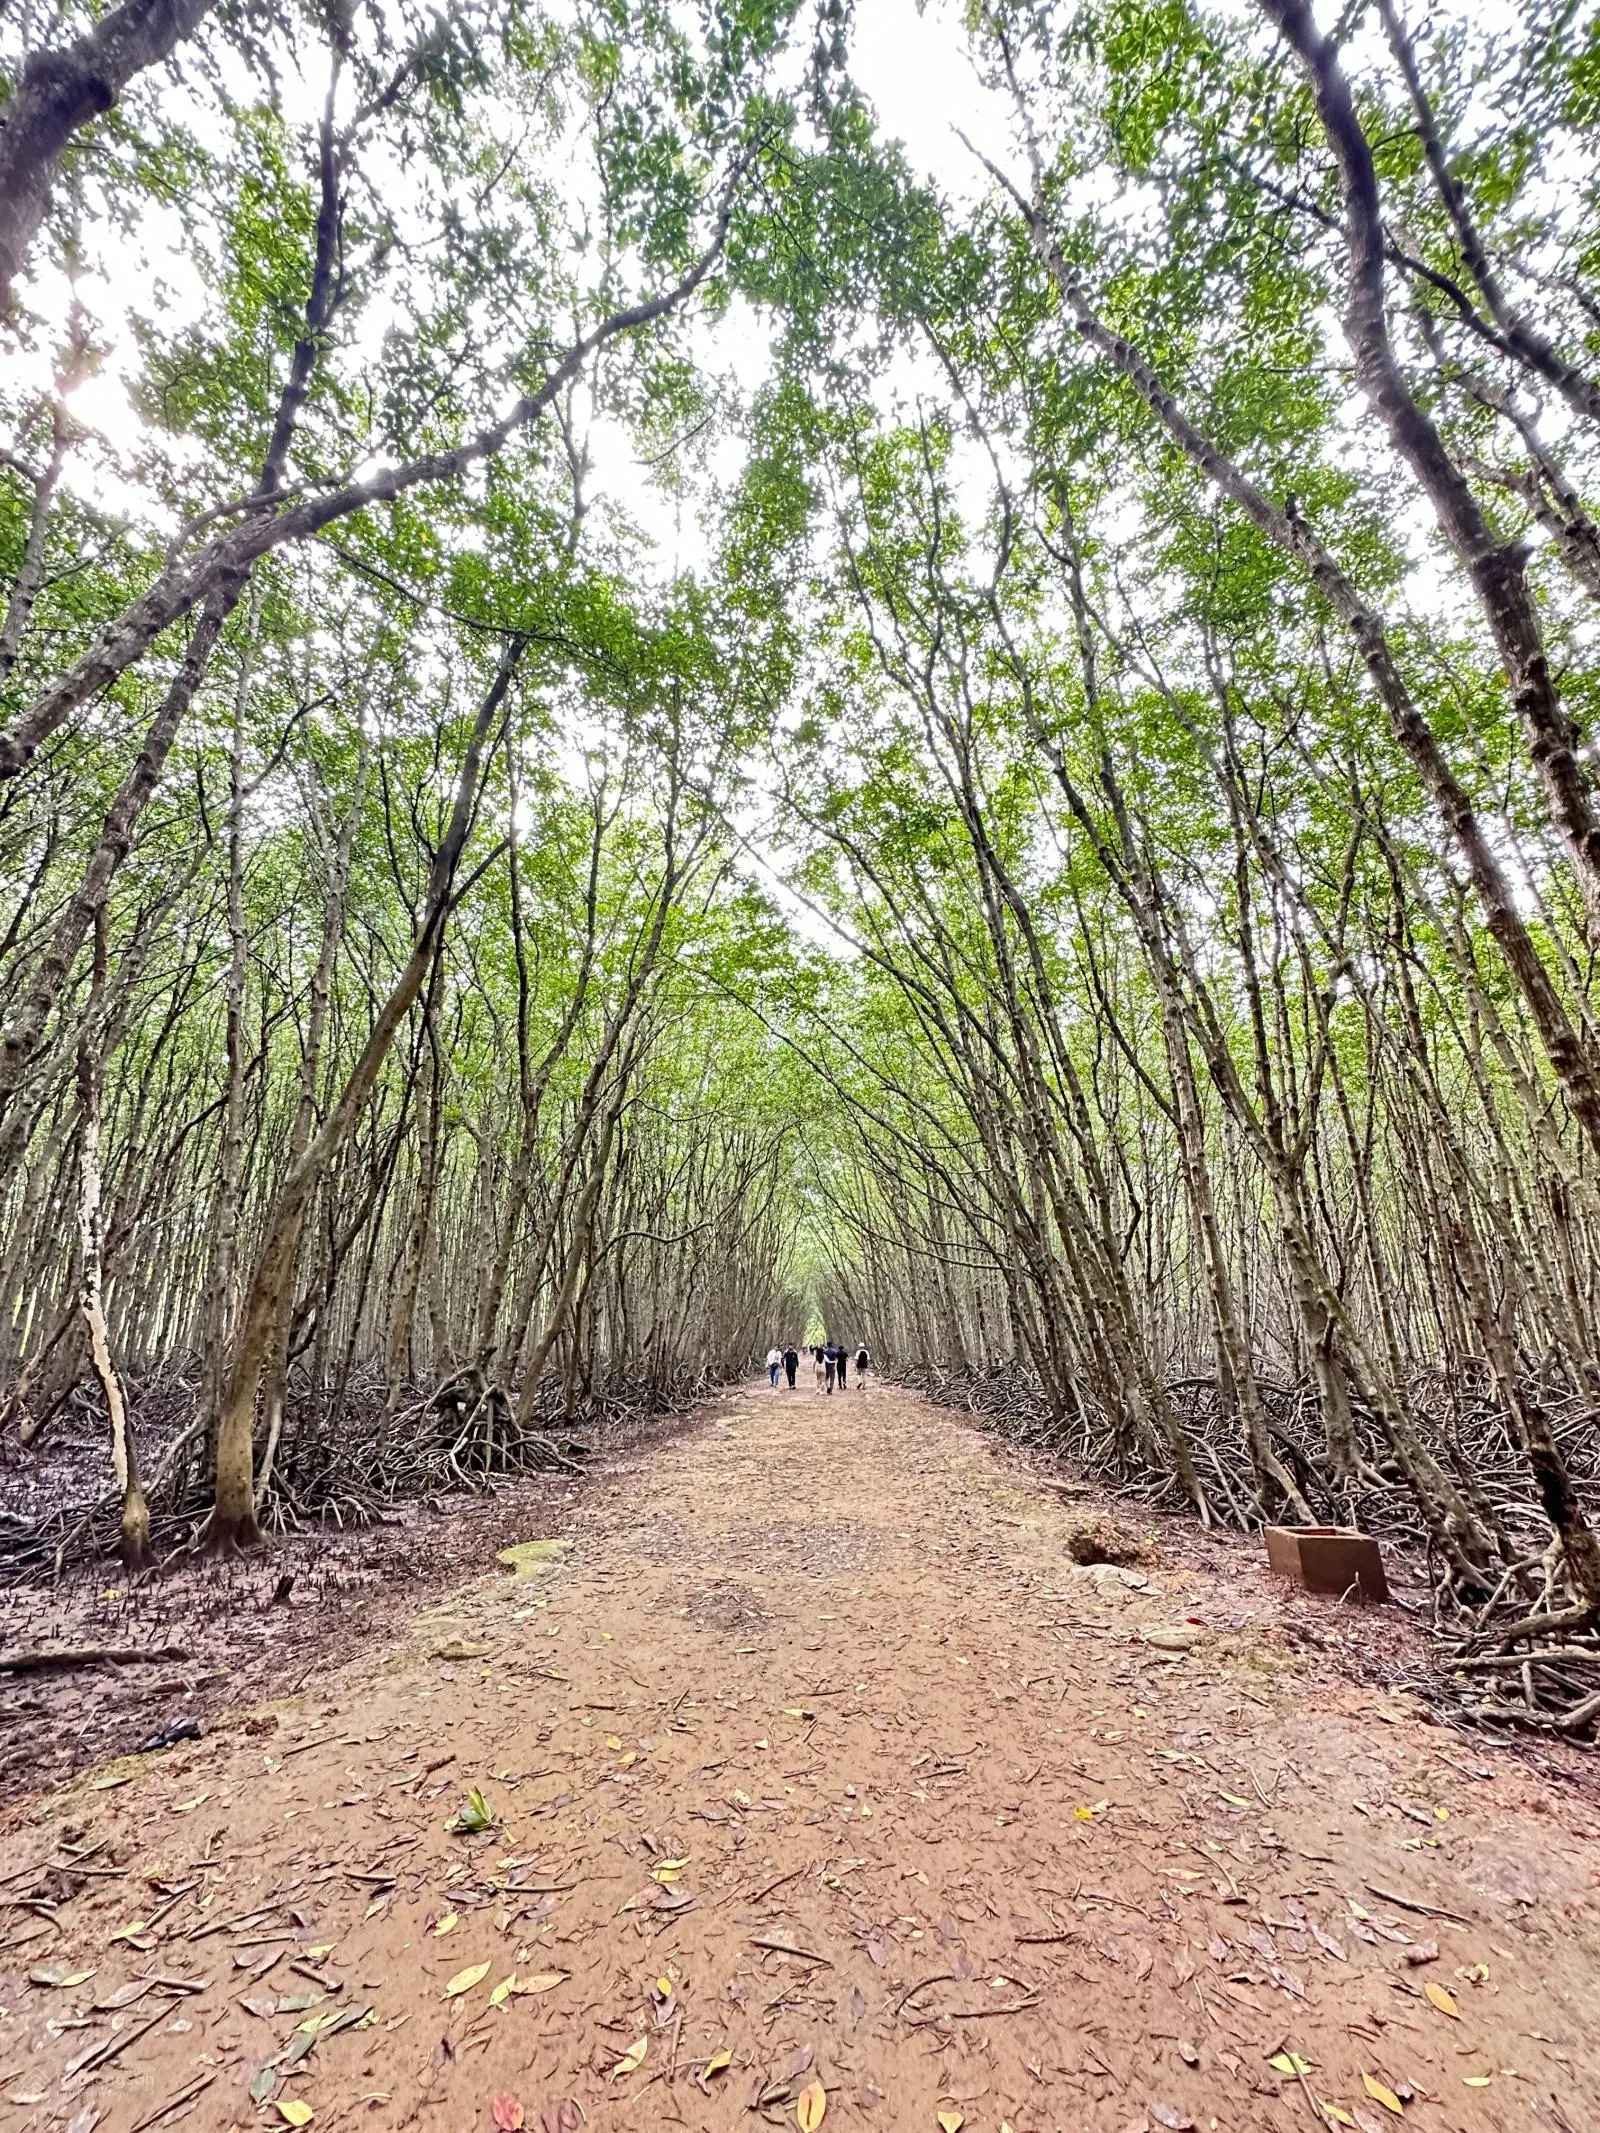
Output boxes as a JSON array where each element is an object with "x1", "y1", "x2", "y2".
[{"x1": 764, "y1": 1340, "x2": 870, "y2": 1392}]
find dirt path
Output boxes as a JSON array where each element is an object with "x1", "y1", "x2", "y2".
[{"x1": 3, "y1": 1382, "x2": 1598, "y2": 2133}]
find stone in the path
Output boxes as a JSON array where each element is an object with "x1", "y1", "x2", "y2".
[
  {"x1": 1065, "y1": 1514, "x2": 1147, "y2": 1567},
  {"x1": 497, "y1": 1538, "x2": 573, "y2": 1583}
]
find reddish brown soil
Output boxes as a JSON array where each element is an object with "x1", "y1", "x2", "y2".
[{"x1": 1, "y1": 1380, "x2": 1597, "y2": 2133}]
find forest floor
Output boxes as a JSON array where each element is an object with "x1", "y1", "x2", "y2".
[{"x1": 1, "y1": 1381, "x2": 1598, "y2": 2133}]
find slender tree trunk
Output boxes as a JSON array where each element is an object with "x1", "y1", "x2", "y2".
[
  {"x1": 76, "y1": 911, "x2": 149, "y2": 1566},
  {"x1": 205, "y1": 638, "x2": 522, "y2": 1548}
]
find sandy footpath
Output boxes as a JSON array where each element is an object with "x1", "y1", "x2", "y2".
[{"x1": 1, "y1": 1379, "x2": 1596, "y2": 2133}]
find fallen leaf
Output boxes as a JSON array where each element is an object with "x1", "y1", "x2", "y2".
[
  {"x1": 1149, "y1": 2108, "x2": 1195, "y2": 2132},
  {"x1": 432, "y1": 1914, "x2": 459, "y2": 1937},
  {"x1": 1463, "y1": 2076, "x2": 1491, "y2": 2088},
  {"x1": 170, "y1": 1790, "x2": 210, "y2": 1813},
  {"x1": 937, "y1": 2114, "x2": 964, "y2": 2132},
  {"x1": 1074, "y1": 1804, "x2": 1095, "y2": 1821},
  {"x1": 701, "y1": 2049, "x2": 732, "y2": 2088},
  {"x1": 538, "y1": 2105, "x2": 581, "y2": 2133},
  {"x1": 489, "y1": 1976, "x2": 516, "y2": 2008},
  {"x1": 1424, "y1": 1982, "x2": 1460, "y2": 2019},
  {"x1": 1268, "y1": 2053, "x2": 1312, "y2": 2077},
  {"x1": 512, "y1": 1973, "x2": 567, "y2": 1995},
  {"x1": 1324, "y1": 2109, "x2": 1354, "y2": 2127},
  {"x1": 276, "y1": 2105, "x2": 314, "y2": 2129},
  {"x1": 653, "y1": 1858, "x2": 690, "y2": 1884},
  {"x1": 444, "y1": 1962, "x2": 492, "y2": 1998},
  {"x1": 611, "y1": 2039, "x2": 647, "y2": 2079},
  {"x1": 492, "y1": 2096, "x2": 525, "y2": 2131},
  {"x1": 1219, "y1": 1792, "x2": 1250, "y2": 1808},
  {"x1": 1361, "y1": 2072, "x2": 1404, "y2": 2115},
  {"x1": 796, "y1": 2077, "x2": 827, "y2": 2131},
  {"x1": 29, "y1": 1964, "x2": 95, "y2": 1989}
]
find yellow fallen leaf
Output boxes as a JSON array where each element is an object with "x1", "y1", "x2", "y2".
[
  {"x1": 512, "y1": 1973, "x2": 567, "y2": 1994},
  {"x1": 1073, "y1": 1805, "x2": 1095, "y2": 1821},
  {"x1": 109, "y1": 1920, "x2": 150, "y2": 1943},
  {"x1": 1425, "y1": 1982, "x2": 1461, "y2": 2019},
  {"x1": 305, "y1": 1943, "x2": 335, "y2": 1958},
  {"x1": 1324, "y1": 2109, "x2": 1354, "y2": 2128},
  {"x1": 618, "y1": 1752, "x2": 638, "y2": 1769},
  {"x1": 605, "y1": 1736, "x2": 623, "y2": 1750},
  {"x1": 1269, "y1": 2053, "x2": 1312, "y2": 2076},
  {"x1": 489, "y1": 1975, "x2": 516, "y2": 2007},
  {"x1": 653, "y1": 1858, "x2": 689, "y2": 1884},
  {"x1": 1362, "y1": 2072, "x2": 1404, "y2": 2114},
  {"x1": 704, "y1": 2050, "x2": 731, "y2": 2078},
  {"x1": 277, "y1": 2106, "x2": 314, "y2": 2129},
  {"x1": 1463, "y1": 2075, "x2": 1491, "y2": 2088},
  {"x1": 1219, "y1": 1792, "x2": 1250, "y2": 1808},
  {"x1": 443, "y1": 1962, "x2": 491, "y2": 1998},
  {"x1": 363, "y1": 1896, "x2": 388, "y2": 1922},
  {"x1": 937, "y1": 2113, "x2": 964, "y2": 2132},
  {"x1": 611, "y1": 2038, "x2": 647, "y2": 2079},
  {"x1": 796, "y1": 2077, "x2": 826, "y2": 2131},
  {"x1": 170, "y1": 1791, "x2": 209, "y2": 1813},
  {"x1": 432, "y1": 1914, "x2": 459, "y2": 1937}
]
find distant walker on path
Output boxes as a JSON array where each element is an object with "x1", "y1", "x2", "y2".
[
  {"x1": 855, "y1": 1343, "x2": 870, "y2": 1389},
  {"x1": 783, "y1": 1345, "x2": 798, "y2": 1388}
]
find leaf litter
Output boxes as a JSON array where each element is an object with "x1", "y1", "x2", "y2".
[{"x1": 1, "y1": 1382, "x2": 1595, "y2": 2131}]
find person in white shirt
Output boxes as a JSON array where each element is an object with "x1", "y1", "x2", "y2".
[{"x1": 765, "y1": 1346, "x2": 782, "y2": 1387}]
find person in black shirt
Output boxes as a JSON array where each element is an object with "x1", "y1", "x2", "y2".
[
  {"x1": 783, "y1": 1345, "x2": 798, "y2": 1388},
  {"x1": 855, "y1": 1344, "x2": 870, "y2": 1389},
  {"x1": 835, "y1": 1343, "x2": 848, "y2": 1390}
]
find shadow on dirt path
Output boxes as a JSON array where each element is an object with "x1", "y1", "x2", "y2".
[{"x1": 1, "y1": 1379, "x2": 1596, "y2": 2132}]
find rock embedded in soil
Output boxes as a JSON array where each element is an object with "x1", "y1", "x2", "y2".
[
  {"x1": 1064, "y1": 1514, "x2": 1148, "y2": 1567},
  {"x1": 496, "y1": 1538, "x2": 573, "y2": 1582}
]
